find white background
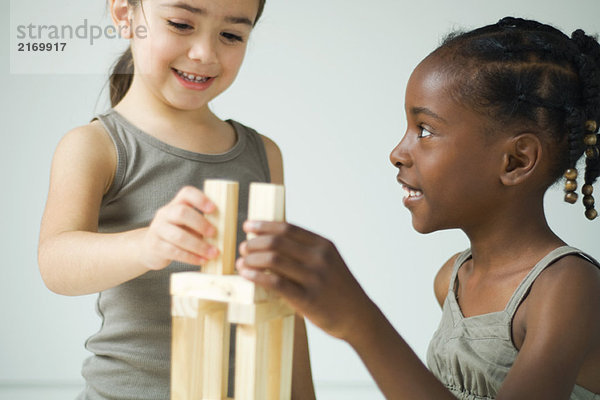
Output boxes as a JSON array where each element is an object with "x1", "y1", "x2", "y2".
[{"x1": 2, "y1": 0, "x2": 599, "y2": 399}]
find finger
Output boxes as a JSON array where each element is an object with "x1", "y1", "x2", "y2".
[
  {"x1": 244, "y1": 233, "x2": 322, "y2": 266},
  {"x1": 243, "y1": 221, "x2": 322, "y2": 245},
  {"x1": 172, "y1": 186, "x2": 216, "y2": 214},
  {"x1": 153, "y1": 239, "x2": 208, "y2": 267},
  {"x1": 162, "y1": 203, "x2": 216, "y2": 238},
  {"x1": 238, "y1": 267, "x2": 307, "y2": 308},
  {"x1": 156, "y1": 223, "x2": 218, "y2": 260},
  {"x1": 237, "y1": 251, "x2": 312, "y2": 284}
]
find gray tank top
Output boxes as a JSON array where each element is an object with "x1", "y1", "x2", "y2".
[
  {"x1": 78, "y1": 109, "x2": 271, "y2": 399},
  {"x1": 426, "y1": 246, "x2": 600, "y2": 400}
]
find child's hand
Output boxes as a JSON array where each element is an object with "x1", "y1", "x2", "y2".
[
  {"x1": 236, "y1": 221, "x2": 375, "y2": 342},
  {"x1": 140, "y1": 186, "x2": 219, "y2": 270}
]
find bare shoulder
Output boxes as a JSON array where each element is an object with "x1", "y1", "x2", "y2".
[
  {"x1": 53, "y1": 120, "x2": 116, "y2": 194},
  {"x1": 259, "y1": 134, "x2": 284, "y2": 184},
  {"x1": 529, "y1": 253, "x2": 600, "y2": 308},
  {"x1": 507, "y1": 253, "x2": 600, "y2": 394},
  {"x1": 58, "y1": 120, "x2": 114, "y2": 159},
  {"x1": 433, "y1": 252, "x2": 462, "y2": 307},
  {"x1": 525, "y1": 251, "x2": 600, "y2": 347}
]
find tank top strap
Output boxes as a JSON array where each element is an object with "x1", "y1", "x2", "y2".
[
  {"x1": 505, "y1": 246, "x2": 600, "y2": 317},
  {"x1": 448, "y1": 249, "x2": 473, "y2": 293}
]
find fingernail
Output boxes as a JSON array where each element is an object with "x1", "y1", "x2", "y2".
[
  {"x1": 244, "y1": 221, "x2": 258, "y2": 231},
  {"x1": 239, "y1": 242, "x2": 247, "y2": 254},
  {"x1": 241, "y1": 268, "x2": 257, "y2": 280},
  {"x1": 207, "y1": 247, "x2": 218, "y2": 257},
  {"x1": 204, "y1": 200, "x2": 216, "y2": 212},
  {"x1": 235, "y1": 258, "x2": 243, "y2": 270},
  {"x1": 206, "y1": 226, "x2": 216, "y2": 237}
]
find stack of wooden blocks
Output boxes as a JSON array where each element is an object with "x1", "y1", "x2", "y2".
[{"x1": 170, "y1": 180, "x2": 295, "y2": 400}]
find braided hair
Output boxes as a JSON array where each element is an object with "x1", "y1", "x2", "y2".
[{"x1": 430, "y1": 17, "x2": 600, "y2": 220}]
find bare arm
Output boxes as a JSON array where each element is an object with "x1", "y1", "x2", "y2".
[
  {"x1": 238, "y1": 222, "x2": 600, "y2": 398},
  {"x1": 496, "y1": 256, "x2": 600, "y2": 399},
  {"x1": 236, "y1": 222, "x2": 454, "y2": 399},
  {"x1": 260, "y1": 134, "x2": 316, "y2": 399},
  {"x1": 38, "y1": 123, "x2": 218, "y2": 296}
]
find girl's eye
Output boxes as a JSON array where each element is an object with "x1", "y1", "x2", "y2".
[
  {"x1": 418, "y1": 126, "x2": 433, "y2": 138},
  {"x1": 167, "y1": 20, "x2": 193, "y2": 31},
  {"x1": 221, "y1": 32, "x2": 244, "y2": 43}
]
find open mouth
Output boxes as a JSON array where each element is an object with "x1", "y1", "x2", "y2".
[
  {"x1": 401, "y1": 184, "x2": 423, "y2": 199},
  {"x1": 173, "y1": 68, "x2": 212, "y2": 83}
]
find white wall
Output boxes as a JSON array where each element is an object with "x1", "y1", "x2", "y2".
[{"x1": 2, "y1": 0, "x2": 599, "y2": 398}]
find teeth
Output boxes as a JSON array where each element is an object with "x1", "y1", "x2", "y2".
[
  {"x1": 402, "y1": 186, "x2": 423, "y2": 198},
  {"x1": 177, "y1": 69, "x2": 210, "y2": 83}
]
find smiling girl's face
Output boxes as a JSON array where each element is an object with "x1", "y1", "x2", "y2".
[
  {"x1": 127, "y1": 0, "x2": 259, "y2": 111},
  {"x1": 390, "y1": 55, "x2": 510, "y2": 234}
]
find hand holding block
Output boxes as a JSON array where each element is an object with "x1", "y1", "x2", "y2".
[
  {"x1": 203, "y1": 179, "x2": 239, "y2": 275},
  {"x1": 171, "y1": 182, "x2": 293, "y2": 400}
]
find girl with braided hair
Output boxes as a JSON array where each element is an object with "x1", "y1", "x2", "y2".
[{"x1": 236, "y1": 17, "x2": 600, "y2": 399}]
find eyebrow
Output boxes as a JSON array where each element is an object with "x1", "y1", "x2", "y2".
[
  {"x1": 410, "y1": 106, "x2": 447, "y2": 123},
  {"x1": 162, "y1": 2, "x2": 254, "y2": 26}
]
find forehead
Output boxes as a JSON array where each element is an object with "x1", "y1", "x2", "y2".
[
  {"x1": 405, "y1": 56, "x2": 477, "y2": 123},
  {"x1": 406, "y1": 57, "x2": 452, "y2": 107}
]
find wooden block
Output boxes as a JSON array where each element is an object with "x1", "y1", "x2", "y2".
[
  {"x1": 227, "y1": 298, "x2": 295, "y2": 325},
  {"x1": 171, "y1": 272, "x2": 276, "y2": 305},
  {"x1": 275, "y1": 314, "x2": 295, "y2": 400},
  {"x1": 247, "y1": 183, "x2": 285, "y2": 240},
  {"x1": 171, "y1": 297, "x2": 205, "y2": 400},
  {"x1": 234, "y1": 323, "x2": 269, "y2": 400},
  {"x1": 202, "y1": 304, "x2": 230, "y2": 399},
  {"x1": 203, "y1": 179, "x2": 239, "y2": 275},
  {"x1": 171, "y1": 297, "x2": 231, "y2": 400}
]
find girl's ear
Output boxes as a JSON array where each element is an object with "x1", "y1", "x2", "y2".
[
  {"x1": 500, "y1": 133, "x2": 542, "y2": 186},
  {"x1": 110, "y1": 0, "x2": 133, "y2": 39}
]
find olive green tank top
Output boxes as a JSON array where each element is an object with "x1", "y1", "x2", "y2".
[
  {"x1": 426, "y1": 246, "x2": 600, "y2": 400},
  {"x1": 78, "y1": 109, "x2": 271, "y2": 399}
]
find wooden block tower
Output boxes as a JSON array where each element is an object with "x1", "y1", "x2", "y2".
[{"x1": 171, "y1": 180, "x2": 295, "y2": 400}]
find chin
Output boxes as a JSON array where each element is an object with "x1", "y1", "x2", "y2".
[
  {"x1": 410, "y1": 216, "x2": 445, "y2": 235},
  {"x1": 411, "y1": 218, "x2": 432, "y2": 234}
]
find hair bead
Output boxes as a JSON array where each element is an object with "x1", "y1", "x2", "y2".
[
  {"x1": 583, "y1": 195, "x2": 595, "y2": 208},
  {"x1": 564, "y1": 168, "x2": 578, "y2": 180},
  {"x1": 585, "y1": 120, "x2": 598, "y2": 133},
  {"x1": 564, "y1": 179, "x2": 578, "y2": 192},
  {"x1": 582, "y1": 184, "x2": 594, "y2": 196},
  {"x1": 584, "y1": 134, "x2": 598, "y2": 146},
  {"x1": 585, "y1": 208, "x2": 598, "y2": 220},
  {"x1": 585, "y1": 146, "x2": 599, "y2": 159},
  {"x1": 564, "y1": 192, "x2": 579, "y2": 204}
]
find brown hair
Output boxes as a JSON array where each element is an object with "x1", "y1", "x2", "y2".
[{"x1": 108, "y1": 0, "x2": 267, "y2": 106}]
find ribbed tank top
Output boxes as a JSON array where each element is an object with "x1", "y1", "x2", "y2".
[
  {"x1": 426, "y1": 246, "x2": 600, "y2": 400},
  {"x1": 78, "y1": 109, "x2": 271, "y2": 400}
]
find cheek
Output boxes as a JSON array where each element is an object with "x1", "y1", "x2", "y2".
[
  {"x1": 221, "y1": 46, "x2": 247, "y2": 74},
  {"x1": 133, "y1": 25, "x2": 185, "y2": 74}
]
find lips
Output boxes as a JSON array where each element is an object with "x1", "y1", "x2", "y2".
[
  {"x1": 173, "y1": 68, "x2": 212, "y2": 83},
  {"x1": 397, "y1": 176, "x2": 423, "y2": 204},
  {"x1": 172, "y1": 68, "x2": 216, "y2": 91}
]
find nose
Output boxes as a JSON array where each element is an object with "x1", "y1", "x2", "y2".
[
  {"x1": 187, "y1": 35, "x2": 218, "y2": 64},
  {"x1": 389, "y1": 130, "x2": 413, "y2": 168}
]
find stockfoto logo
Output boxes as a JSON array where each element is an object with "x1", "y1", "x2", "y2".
[{"x1": 16, "y1": 19, "x2": 147, "y2": 46}]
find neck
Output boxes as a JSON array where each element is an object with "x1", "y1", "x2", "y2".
[
  {"x1": 462, "y1": 193, "x2": 565, "y2": 272},
  {"x1": 112, "y1": 73, "x2": 235, "y2": 153},
  {"x1": 114, "y1": 73, "x2": 221, "y2": 134}
]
